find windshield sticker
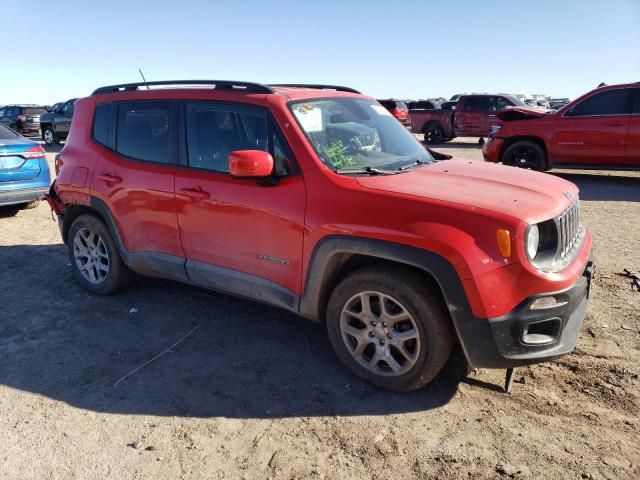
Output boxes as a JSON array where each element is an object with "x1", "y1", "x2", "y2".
[
  {"x1": 293, "y1": 105, "x2": 323, "y2": 132},
  {"x1": 371, "y1": 105, "x2": 392, "y2": 116}
]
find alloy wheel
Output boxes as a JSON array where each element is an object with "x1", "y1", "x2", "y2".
[
  {"x1": 44, "y1": 129, "x2": 54, "y2": 145},
  {"x1": 339, "y1": 291, "x2": 421, "y2": 376},
  {"x1": 73, "y1": 227, "x2": 110, "y2": 284}
]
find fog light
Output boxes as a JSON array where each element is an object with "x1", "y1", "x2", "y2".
[{"x1": 530, "y1": 296, "x2": 567, "y2": 310}]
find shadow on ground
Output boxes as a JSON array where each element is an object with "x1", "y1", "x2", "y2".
[
  {"x1": 0, "y1": 244, "x2": 465, "y2": 419},
  {"x1": 427, "y1": 140, "x2": 484, "y2": 150},
  {"x1": 552, "y1": 171, "x2": 640, "y2": 202}
]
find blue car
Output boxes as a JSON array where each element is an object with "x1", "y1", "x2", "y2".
[{"x1": 0, "y1": 124, "x2": 50, "y2": 216}]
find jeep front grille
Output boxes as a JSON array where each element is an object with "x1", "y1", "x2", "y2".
[{"x1": 556, "y1": 198, "x2": 582, "y2": 260}]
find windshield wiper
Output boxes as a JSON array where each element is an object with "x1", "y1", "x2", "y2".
[
  {"x1": 398, "y1": 159, "x2": 429, "y2": 171},
  {"x1": 335, "y1": 166, "x2": 401, "y2": 175}
]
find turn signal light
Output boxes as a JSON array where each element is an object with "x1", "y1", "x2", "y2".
[{"x1": 496, "y1": 229, "x2": 511, "y2": 257}]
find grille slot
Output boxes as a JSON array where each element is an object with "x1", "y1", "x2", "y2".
[{"x1": 556, "y1": 199, "x2": 581, "y2": 259}]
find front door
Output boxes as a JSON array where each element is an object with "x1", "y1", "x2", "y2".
[
  {"x1": 454, "y1": 96, "x2": 495, "y2": 137},
  {"x1": 624, "y1": 87, "x2": 640, "y2": 166},
  {"x1": 550, "y1": 87, "x2": 632, "y2": 166},
  {"x1": 174, "y1": 101, "x2": 306, "y2": 306}
]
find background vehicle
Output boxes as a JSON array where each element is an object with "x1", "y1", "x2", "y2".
[
  {"x1": 0, "y1": 104, "x2": 47, "y2": 138},
  {"x1": 0, "y1": 124, "x2": 50, "y2": 216},
  {"x1": 377, "y1": 99, "x2": 411, "y2": 128},
  {"x1": 39, "y1": 98, "x2": 78, "y2": 145},
  {"x1": 410, "y1": 93, "x2": 528, "y2": 144},
  {"x1": 407, "y1": 100, "x2": 441, "y2": 110},
  {"x1": 483, "y1": 82, "x2": 640, "y2": 170},
  {"x1": 46, "y1": 80, "x2": 593, "y2": 393}
]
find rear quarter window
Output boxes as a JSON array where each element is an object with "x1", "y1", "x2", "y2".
[
  {"x1": 0, "y1": 124, "x2": 19, "y2": 139},
  {"x1": 92, "y1": 104, "x2": 113, "y2": 147}
]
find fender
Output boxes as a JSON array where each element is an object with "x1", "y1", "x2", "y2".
[{"x1": 301, "y1": 235, "x2": 476, "y2": 318}]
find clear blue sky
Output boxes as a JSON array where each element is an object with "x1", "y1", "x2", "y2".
[{"x1": 2, "y1": 0, "x2": 639, "y2": 104}]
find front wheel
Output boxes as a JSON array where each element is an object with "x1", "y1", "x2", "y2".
[
  {"x1": 502, "y1": 140, "x2": 546, "y2": 171},
  {"x1": 326, "y1": 265, "x2": 453, "y2": 392},
  {"x1": 43, "y1": 127, "x2": 57, "y2": 146}
]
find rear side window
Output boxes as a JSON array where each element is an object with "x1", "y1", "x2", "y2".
[
  {"x1": 568, "y1": 89, "x2": 631, "y2": 116},
  {"x1": 463, "y1": 97, "x2": 492, "y2": 111},
  {"x1": 185, "y1": 102, "x2": 293, "y2": 175},
  {"x1": 93, "y1": 104, "x2": 113, "y2": 147},
  {"x1": 116, "y1": 102, "x2": 172, "y2": 163},
  {"x1": 631, "y1": 88, "x2": 640, "y2": 114}
]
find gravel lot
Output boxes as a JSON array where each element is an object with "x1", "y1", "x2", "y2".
[{"x1": 1, "y1": 139, "x2": 638, "y2": 479}]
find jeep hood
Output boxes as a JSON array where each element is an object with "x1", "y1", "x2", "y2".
[
  {"x1": 356, "y1": 160, "x2": 577, "y2": 223},
  {"x1": 497, "y1": 106, "x2": 549, "y2": 121}
]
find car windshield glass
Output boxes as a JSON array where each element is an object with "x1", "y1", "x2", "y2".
[
  {"x1": 23, "y1": 107, "x2": 47, "y2": 115},
  {"x1": 0, "y1": 124, "x2": 19, "y2": 139},
  {"x1": 290, "y1": 98, "x2": 433, "y2": 172},
  {"x1": 505, "y1": 95, "x2": 526, "y2": 107}
]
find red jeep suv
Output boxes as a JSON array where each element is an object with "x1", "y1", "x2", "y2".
[
  {"x1": 46, "y1": 80, "x2": 594, "y2": 392},
  {"x1": 483, "y1": 82, "x2": 640, "y2": 170}
]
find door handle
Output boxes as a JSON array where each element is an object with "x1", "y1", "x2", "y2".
[
  {"x1": 606, "y1": 122, "x2": 625, "y2": 127},
  {"x1": 97, "y1": 173, "x2": 122, "y2": 185},
  {"x1": 180, "y1": 187, "x2": 210, "y2": 201},
  {"x1": 488, "y1": 114, "x2": 497, "y2": 118}
]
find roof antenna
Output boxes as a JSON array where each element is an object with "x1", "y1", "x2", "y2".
[{"x1": 138, "y1": 68, "x2": 150, "y2": 89}]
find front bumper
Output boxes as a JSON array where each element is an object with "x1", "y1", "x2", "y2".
[
  {"x1": 0, "y1": 186, "x2": 48, "y2": 207},
  {"x1": 458, "y1": 256, "x2": 595, "y2": 368},
  {"x1": 482, "y1": 137, "x2": 503, "y2": 163}
]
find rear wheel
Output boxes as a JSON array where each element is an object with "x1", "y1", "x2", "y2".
[
  {"x1": 67, "y1": 214, "x2": 133, "y2": 294},
  {"x1": 326, "y1": 265, "x2": 453, "y2": 392},
  {"x1": 423, "y1": 125, "x2": 445, "y2": 145},
  {"x1": 502, "y1": 140, "x2": 546, "y2": 171}
]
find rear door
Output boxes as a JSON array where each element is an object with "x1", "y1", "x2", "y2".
[
  {"x1": 551, "y1": 87, "x2": 631, "y2": 165},
  {"x1": 625, "y1": 88, "x2": 640, "y2": 166},
  {"x1": 90, "y1": 101, "x2": 185, "y2": 270},
  {"x1": 174, "y1": 101, "x2": 306, "y2": 301},
  {"x1": 454, "y1": 96, "x2": 493, "y2": 136}
]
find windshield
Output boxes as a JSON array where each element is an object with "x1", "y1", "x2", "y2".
[{"x1": 290, "y1": 98, "x2": 433, "y2": 172}]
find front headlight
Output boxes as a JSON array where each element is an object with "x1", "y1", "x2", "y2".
[{"x1": 525, "y1": 224, "x2": 540, "y2": 259}]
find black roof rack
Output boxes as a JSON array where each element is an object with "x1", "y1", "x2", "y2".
[
  {"x1": 270, "y1": 84, "x2": 361, "y2": 94},
  {"x1": 91, "y1": 80, "x2": 275, "y2": 95}
]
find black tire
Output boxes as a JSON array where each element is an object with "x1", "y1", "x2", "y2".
[
  {"x1": 42, "y1": 127, "x2": 58, "y2": 146},
  {"x1": 67, "y1": 214, "x2": 133, "y2": 295},
  {"x1": 423, "y1": 124, "x2": 445, "y2": 145},
  {"x1": 502, "y1": 140, "x2": 546, "y2": 171},
  {"x1": 19, "y1": 200, "x2": 40, "y2": 210},
  {"x1": 0, "y1": 206, "x2": 20, "y2": 218},
  {"x1": 326, "y1": 265, "x2": 453, "y2": 392}
]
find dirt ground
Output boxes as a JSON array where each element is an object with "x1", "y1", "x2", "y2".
[{"x1": 1, "y1": 139, "x2": 638, "y2": 480}]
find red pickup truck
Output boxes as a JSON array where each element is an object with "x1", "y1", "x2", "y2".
[
  {"x1": 483, "y1": 82, "x2": 640, "y2": 170},
  {"x1": 410, "y1": 94, "x2": 528, "y2": 144}
]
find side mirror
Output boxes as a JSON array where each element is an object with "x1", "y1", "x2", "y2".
[{"x1": 229, "y1": 150, "x2": 274, "y2": 178}]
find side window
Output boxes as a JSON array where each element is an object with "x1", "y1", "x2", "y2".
[
  {"x1": 632, "y1": 88, "x2": 640, "y2": 114},
  {"x1": 116, "y1": 102, "x2": 172, "y2": 163},
  {"x1": 464, "y1": 97, "x2": 491, "y2": 111},
  {"x1": 185, "y1": 102, "x2": 292, "y2": 175},
  {"x1": 92, "y1": 103, "x2": 113, "y2": 147},
  {"x1": 496, "y1": 97, "x2": 512, "y2": 110},
  {"x1": 0, "y1": 108, "x2": 4, "y2": 117},
  {"x1": 62, "y1": 102, "x2": 74, "y2": 117},
  {"x1": 568, "y1": 89, "x2": 631, "y2": 116}
]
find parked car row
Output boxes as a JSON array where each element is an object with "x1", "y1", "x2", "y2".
[{"x1": 0, "y1": 98, "x2": 77, "y2": 146}]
